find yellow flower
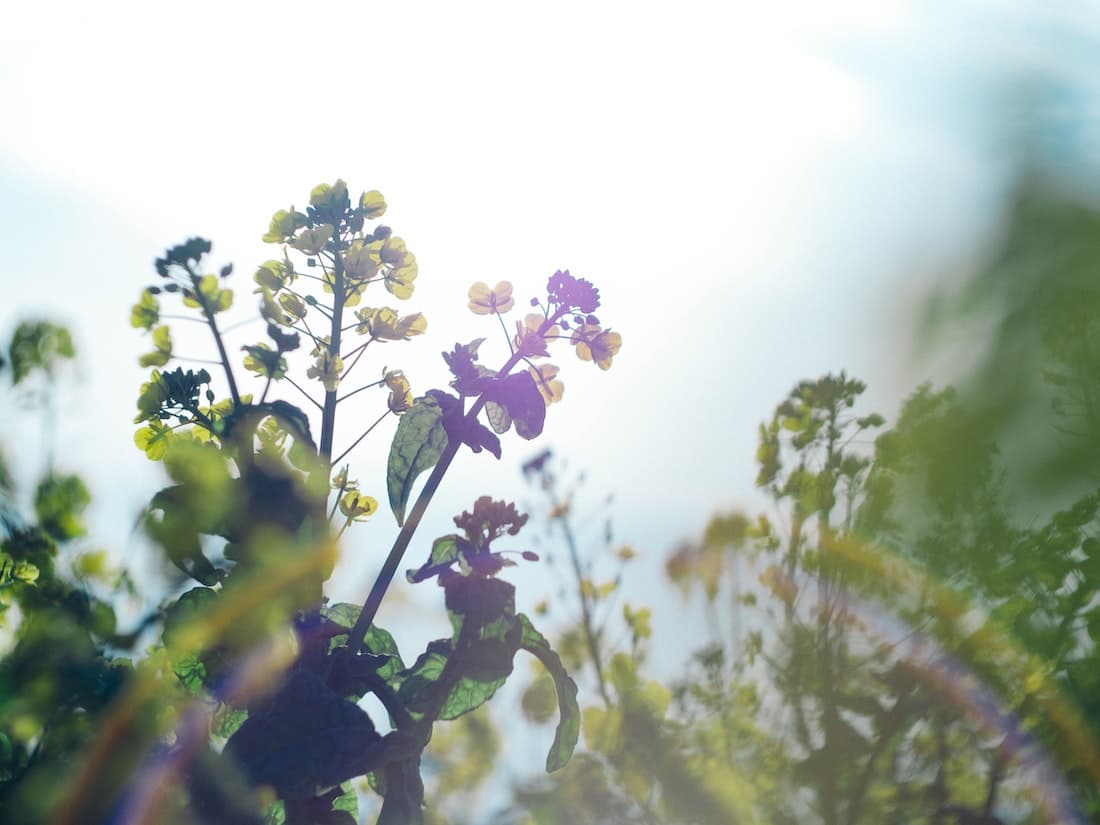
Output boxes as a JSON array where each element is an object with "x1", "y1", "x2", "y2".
[
  {"x1": 514, "y1": 313, "x2": 559, "y2": 357},
  {"x1": 571, "y1": 323, "x2": 622, "y2": 370},
  {"x1": 130, "y1": 289, "x2": 159, "y2": 330},
  {"x1": 344, "y1": 241, "x2": 381, "y2": 281},
  {"x1": 183, "y1": 274, "x2": 233, "y2": 313},
  {"x1": 385, "y1": 262, "x2": 418, "y2": 300},
  {"x1": 307, "y1": 351, "x2": 343, "y2": 392},
  {"x1": 278, "y1": 291, "x2": 307, "y2": 322},
  {"x1": 253, "y1": 259, "x2": 293, "y2": 292},
  {"x1": 359, "y1": 190, "x2": 387, "y2": 219},
  {"x1": 379, "y1": 236, "x2": 414, "y2": 269},
  {"x1": 528, "y1": 363, "x2": 564, "y2": 405},
  {"x1": 355, "y1": 307, "x2": 427, "y2": 341},
  {"x1": 259, "y1": 287, "x2": 290, "y2": 325},
  {"x1": 292, "y1": 224, "x2": 334, "y2": 255},
  {"x1": 339, "y1": 490, "x2": 378, "y2": 521},
  {"x1": 310, "y1": 180, "x2": 348, "y2": 209},
  {"x1": 383, "y1": 369, "x2": 413, "y2": 413},
  {"x1": 468, "y1": 281, "x2": 515, "y2": 315}
]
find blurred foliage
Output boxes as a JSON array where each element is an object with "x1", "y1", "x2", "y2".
[{"x1": 482, "y1": 166, "x2": 1100, "y2": 825}]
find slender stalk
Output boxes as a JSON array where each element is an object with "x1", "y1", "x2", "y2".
[
  {"x1": 555, "y1": 492, "x2": 613, "y2": 707},
  {"x1": 332, "y1": 410, "x2": 390, "y2": 466},
  {"x1": 339, "y1": 339, "x2": 373, "y2": 381},
  {"x1": 191, "y1": 272, "x2": 241, "y2": 405},
  {"x1": 284, "y1": 376, "x2": 323, "y2": 411},
  {"x1": 337, "y1": 379, "x2": 384, "y2": 404},
  {"x1": 318, "y1": 244, "x2": 346, "y2": 462}
]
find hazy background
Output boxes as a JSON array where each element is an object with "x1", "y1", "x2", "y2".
[{"x1": 2, "y1": 0, "x2": 1099, "y2": 682}]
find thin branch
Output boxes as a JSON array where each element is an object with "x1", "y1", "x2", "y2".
[
  {"x1": 332, "y1": 410, "x2": 390, "y2": 466},
  {"x1": 337, "y1": 379, "x2": 384, "y2": 404},
  {"x1": 283, "y1": 376, "x2": 324, "y2": 411},
  {"x1": 220, "y1": 315, "x2": 264, "y2": 335}
]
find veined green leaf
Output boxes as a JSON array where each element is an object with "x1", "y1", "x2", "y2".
[{"x1": 386, "y1": 395, "x2": 449, "y2": 525}]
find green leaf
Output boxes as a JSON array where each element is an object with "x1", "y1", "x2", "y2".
[
  {"x1": 264, "y1": 800, "x2": 285, "y2": 825},
  {"x1": 439, "y1": 674, "x2": 508, "y2": 721},
  {"x1": 396, "y1": 640, "x2": 451, "y2": 714},
  {"x1": 333, "y1": 782, "x2": 358, "y2": 819},
  {"x1": 212, "y1": 703, "x2": 248, "y2": 738},
  {"x1": 322, "y1": 604, "x2": 406, "y2": 682},
  {"x1": 174, "y1": 654, "x2": 207, "y2": 695},
  {"x1": 517, "y1": 613, "x2": 580, "y2": 772},
  {"x1": 386, "y1": 395, "x2": 449, "y2": 525}
]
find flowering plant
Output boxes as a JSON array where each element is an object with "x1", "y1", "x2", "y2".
[{"x1": 62, "y1": 179, "x2": 625, "y2": 824}]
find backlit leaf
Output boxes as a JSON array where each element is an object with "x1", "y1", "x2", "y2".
[
  {"x1": 517, "y1": 613, "x2": 579, "y2": 772},
  {"x1": 386, "y1": 395, "x2": 449, "y2": 525}
]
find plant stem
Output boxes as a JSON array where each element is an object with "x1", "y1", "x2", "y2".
[
  {"x1": 344, "y1": 316, "x2": 559, "y2": 655},
  {"x1": 194, "y1": 278, "x2": 241, "y2": 405},
  {"x1": 556, "y1": 496, "x2": 613, "y2": 707},
  {"x1": 318, "y1": 243, "x2": 346, "y2": 462}
]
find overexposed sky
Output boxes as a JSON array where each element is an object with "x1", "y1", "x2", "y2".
[{"x1": 2, "y1": 1, "x2": 1098, "y2": 662}]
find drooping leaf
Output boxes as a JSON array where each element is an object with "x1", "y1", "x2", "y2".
[
  {"x1": 386, "y1": 396, "x2": 449, "y2": 525},
  {"x1": 517, "y1": 613, "x2": 580, "y2": 772}
]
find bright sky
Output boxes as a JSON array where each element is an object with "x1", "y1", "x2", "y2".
[{"x1": 2, "y1": 0, "x2": 1098, "y2": 682}]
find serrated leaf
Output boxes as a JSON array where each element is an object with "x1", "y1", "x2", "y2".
[
  {"x1": 517, "y1": 613, "x2": 579, "y2": 772},
  {"x1": 386, "y1": 396, "x2": 449, "y2": 525}
]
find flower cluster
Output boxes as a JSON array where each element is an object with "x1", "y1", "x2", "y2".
[
  {"x1": 460, "y1": 269, "x2": 620, "y2": 419},
  {"x1": 454, "y1": 496, "x2": 529, "y2": 547},
  {"x1": 546, "y1": 269, "x2": 600, "y2": 314}
]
